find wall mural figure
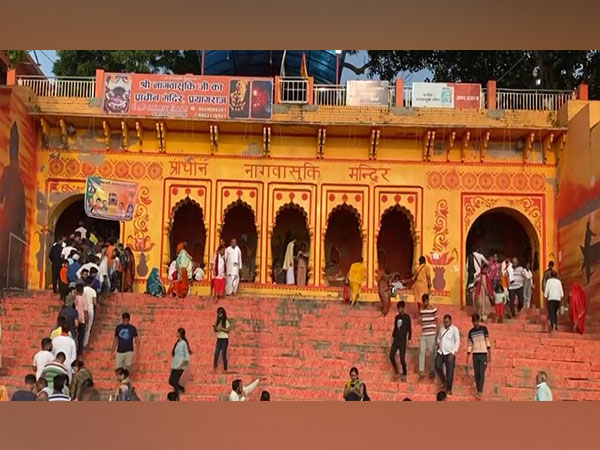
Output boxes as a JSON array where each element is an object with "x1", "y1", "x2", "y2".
[
  {"x1": 581, "y1": 221, "x2": 600, "y2": 284},
  {"x1": 0, "y1": 123, "x2": 26, "y2": 289}
]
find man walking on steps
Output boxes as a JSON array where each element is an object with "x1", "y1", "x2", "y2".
[
  {"x1": 113, "y1": 312, "x2": 139, "y2": 374},
  {"x1": 544, "y1": 271, "x2": 564, "y2": 334},
  {"x1": 225, "y1": 238, "x2": 243, "y2": 296},
  {"x1": 466, "y1": 314, "x2": 492, "y2": 399},
  {"x1": 435, "y1": 314, "x2": 460, "y2": 395},
  {"x1": 418, "y1": 294, "x2": 438, "y2": 380},
  {"x1": 390, "y1": 301, "x2": 412, "y2": 381}
]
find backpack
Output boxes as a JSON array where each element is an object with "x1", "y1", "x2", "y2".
[{"x1": 362, "y1": 383, "x2": 371, "y2": 401}]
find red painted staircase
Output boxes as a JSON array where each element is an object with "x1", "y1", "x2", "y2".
[{"x1": 2, "y1": 291, "x2": 600, "y2": 401}]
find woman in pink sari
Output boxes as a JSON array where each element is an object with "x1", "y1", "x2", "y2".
[{"x1": 569, "y1": 283, "x2": 587, "y2": 334}]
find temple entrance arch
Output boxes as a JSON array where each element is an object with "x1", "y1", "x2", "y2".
[
  {"x1": 169, "y1": 198, "x2": 207, "y2": 266},
  {"x1": 271, "y1": 203, "x2": 310, "y2": 285},
  {"x1": 324, "y1": 204, "x2": 362, "y2": 286},
  {"x1": 54, "y1": 195, "x2": 121, "y2": 243},
  {"x1": 221, "y1": 200, "x2": 258, "y2": 282},
  {"x1": 465, "y1": 207, "x2": 540, "y2": 306},
  {"x1": 377, "y1": 205, "x2": 415, "y2": 278},
  {"x1": 47, "y1": 194, "x2": 121, "y2": 287}
]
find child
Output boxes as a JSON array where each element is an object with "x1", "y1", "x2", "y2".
[
  {"x1": 391, "y1": 275, "x2": 404, "y2": 298},
  {"x1": 59, "y1": 260, "x2": 69, "y2": 301},
  {"x1": 494, "y1": 283, "x2": 508, "y2": 323}
]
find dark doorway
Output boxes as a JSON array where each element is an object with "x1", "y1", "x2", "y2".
[
  {"x1": 221, "y1": 200, "x2": 258, "y2": 282},
  {"x1": 55, "y1": 197, "x2": 120, "y2": 243},
  {"x1": 170, "y1": 199, "x2": 207, "y2": 266},
  {"x1": 324, "y1": 204, "x2": 362, "y2": 286},
  {"x1": 271, "y1": 203, "x2": 310, "y2": 284},
  {"x1": 377, "y1": 206, "x2": 414, "y2": 278},
  {"x1": 466, "y1": 208, "x2": 539, "y2": 305}
]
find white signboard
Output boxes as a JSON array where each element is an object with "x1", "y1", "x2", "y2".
[
  {"x1": 412, "y1": 82, "x2": 455, "y2": 108},
  {"x1": 346, "y1": 80, "x2": 389, "y2": 106}
]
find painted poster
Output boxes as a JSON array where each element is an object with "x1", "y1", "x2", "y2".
[
  {"x1": 102, "y1": 72, "x2": 273, "y2": 120},
  {"x1": 346, "y1": 80, "x2": 389, "y2": 106},
  {"x1": 85, "y1": 176, "x2": 138, "y2": 221},
  {"x1": 0, "y1": 87, "x2": 37, "y2": 290},
  {"x1": 412, "y1": 82, "x2": 482, "y2": 109}
]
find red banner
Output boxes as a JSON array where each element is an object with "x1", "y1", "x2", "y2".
[
  {"x1": 102, "y1": 73, "x2": 273, "y2": 120},
  {"x1": 450, "y1": 83, "x2": 482, "y2": 109}
]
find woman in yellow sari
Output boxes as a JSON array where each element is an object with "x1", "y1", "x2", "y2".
[{"x1": 347, "y1": 257, "x2": 367, "y2": 306}]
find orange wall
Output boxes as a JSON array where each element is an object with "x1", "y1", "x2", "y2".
[
  {"x1": 557, "y1": 101, "x2": 600, "y2": 320},
  {"x1": 0, "y1": 87, "x2": 37, "y2": 289}
]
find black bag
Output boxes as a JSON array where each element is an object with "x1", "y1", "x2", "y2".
[{"x1": 362, "y1": 383, "x2": 371, "y2": 401}]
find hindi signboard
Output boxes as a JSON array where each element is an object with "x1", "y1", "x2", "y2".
[
  {"x1": 85, "y1": 177, "x2": 138, "y2": 222},
  {"x1": 102, "y1": 73, "x2": 273, "y2": 120},
  {"x1": 346, "y1": 80, "x2": 389, "y2": 106},
  {"x1": 412, "y1": 82, "x2": 482, "y2": 109}
]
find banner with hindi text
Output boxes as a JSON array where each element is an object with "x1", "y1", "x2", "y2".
[{"x1": 102, "y1": 72, "x2": 273, "y2": 120}]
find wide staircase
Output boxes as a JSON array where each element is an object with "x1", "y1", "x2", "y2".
[{"x1": 2, "y1": 290, "x2": 600, "y2": 401}]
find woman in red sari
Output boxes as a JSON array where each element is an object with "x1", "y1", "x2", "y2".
[
  {"x1": 569, "y1": 283, "x2": 587, "y2": 334},
  {"x1": 210, "y1": 246, "x2": 226, "y2": 301},
  {"x1": 123, "y1": 247, "x2": 136, "y2": 292},
  {"x1": 169, "y1": 242, "x2": 191, "y2": 298}
]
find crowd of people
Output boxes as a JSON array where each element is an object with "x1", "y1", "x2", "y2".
[{"x1": 1, "y1": 223, "x2": 587, "y2": 402}]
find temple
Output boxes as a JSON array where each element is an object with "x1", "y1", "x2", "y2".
[{"x1": 1, "y1": 62, "x2": 599, "y2": 316}]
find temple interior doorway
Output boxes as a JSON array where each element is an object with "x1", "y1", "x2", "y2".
[
  {"x1": 55, "y1": 196, "x2": 120, "y2": 243},
  {"x1": 170, "y1": 199, "x2": 207, "y2": 266},
  {"x1": 221, "y1": 200, "x2": 258, "y2": 282},
  {"x1": 466, "y1": 207, "x2": 540, "y2": 306},
  {"x1": 377, "y1": 206, "x2": 414, "y2": 280},
  {"x1": 324, "y1": 204, "x2": 362, "y2": 286},
  {"x1": 271, "y1": 203, "x2": 310, "y2": 285}
]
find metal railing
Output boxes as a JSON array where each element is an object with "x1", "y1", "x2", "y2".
[
  {"x1": 17, "y1": 76, "x2": 96, "y2": 98},
  {"x1": 278, "y1": 77, "x2": 309, "y2": 104},
  {"x1": 15, "y1": 74, "x2": 577, "y2": 112},
  {"x1": 496, "y1": 89, "x2": 574, "y2": 111}
]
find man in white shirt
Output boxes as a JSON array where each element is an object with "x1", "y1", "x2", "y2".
[
  {"x1": 83, "y1": 277, "x2": 97, "y2": 348},
  {"x1": 77, "y1": 261, "x2": 100, "y2": 280},
  {"x1": 229, "y1": 377, "x2": 264, "y2": 401},
  {"x1": 32, "y1": 338, "x2": 54, "y2": 380},
  {"x1": 435, "y1": 314, "x2": 460, "y2": 395},
  {"x1": 544, "y1": 271, "x2": 564, "y2": 333},
  {"x1": 61, "y1": 244, "x2": 76, "y2": 260},
  {"x1": 224, "y1": 238, "x2": 243, "y2": 296},
  {"x1": 52, "y1": 326, "x2": 77, "y2": 381},
  {"x1": 75, "y1": 221, "x2": 87, "y2": 240},
  {"x1": 508, "y1": 257, "x2": 526, "y2": 318}
]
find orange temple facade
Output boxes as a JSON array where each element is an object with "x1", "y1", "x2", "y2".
[{"x1": 2, "y1": 70, "x2": 599, "y2": 313}]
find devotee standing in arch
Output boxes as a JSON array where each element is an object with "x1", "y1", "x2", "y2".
[
  {"x1": 488, "y1": 253, "x2": 501, "y2": 289},
  {"x1": 225, "y1": 238, "x2": 243, "y2": 296},
  {"x1": 412, "y1": 256, "x2": 431, "y2": 310},
  {"x1": 282, "y1": 237, "x2": 296, "y2": 285},
  {"x1": 210, "y1": 246, "x2": 226, "y2": 301},
  {"x1": 377, "y1": 268, "x2": 393, "y2": 316},
  {"x1": 169, "y1": 242, "x2": 192, "y2": 298},
  {"x1": 295, "y1": 243, "x2": 309, "y2": 286},
  {"x1": 473, "y1": 264, "x2": 493, "y2": 322},
  {"x1": 347, "y1": 257, "x2": 367, "y2": 306}
]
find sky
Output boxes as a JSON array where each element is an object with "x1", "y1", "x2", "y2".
[{"x1": 30, "y1": 50, "x2": 431, "y2": 84}]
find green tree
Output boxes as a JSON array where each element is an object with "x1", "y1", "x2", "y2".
[
  {"x1": 53, "y1": 50, "x2": 201, "y2": 76},
  {"x1": 343, "y1": 50, "x2": 600, "y2": 96}
]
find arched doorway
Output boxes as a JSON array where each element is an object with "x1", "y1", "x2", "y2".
[
  {"x1": 377, "y1": 205, "x2": 414, "y2": 279},
  {"x1": 271, "y1": 203, "x2": 310, "y2": 285},
  {"x1": 169, "y1": 198, "x2": 207, "y2": 266},
  {"x1": 54, "y1": 195, "x2": 120, "y2": 243},
  {"x1": 324, "y1": 204, "x2": 362, "y2": 286},
  {"x1": 466, "y1": 207, "x2": 540, "y2": 305},
  {"x1": 47, "y1": 194, "x2": 121, "y2": 287},
  {"x1": 221, "y1": 200, "x2": 258, "y2": 282}
]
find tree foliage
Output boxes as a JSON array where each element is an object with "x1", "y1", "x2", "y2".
[
  {"x1": 345, "y1": 50, "x2": 600, "y2": 95},
  {"x1": 53, "y1": 50, "x2": 201, "y2": 76}
]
